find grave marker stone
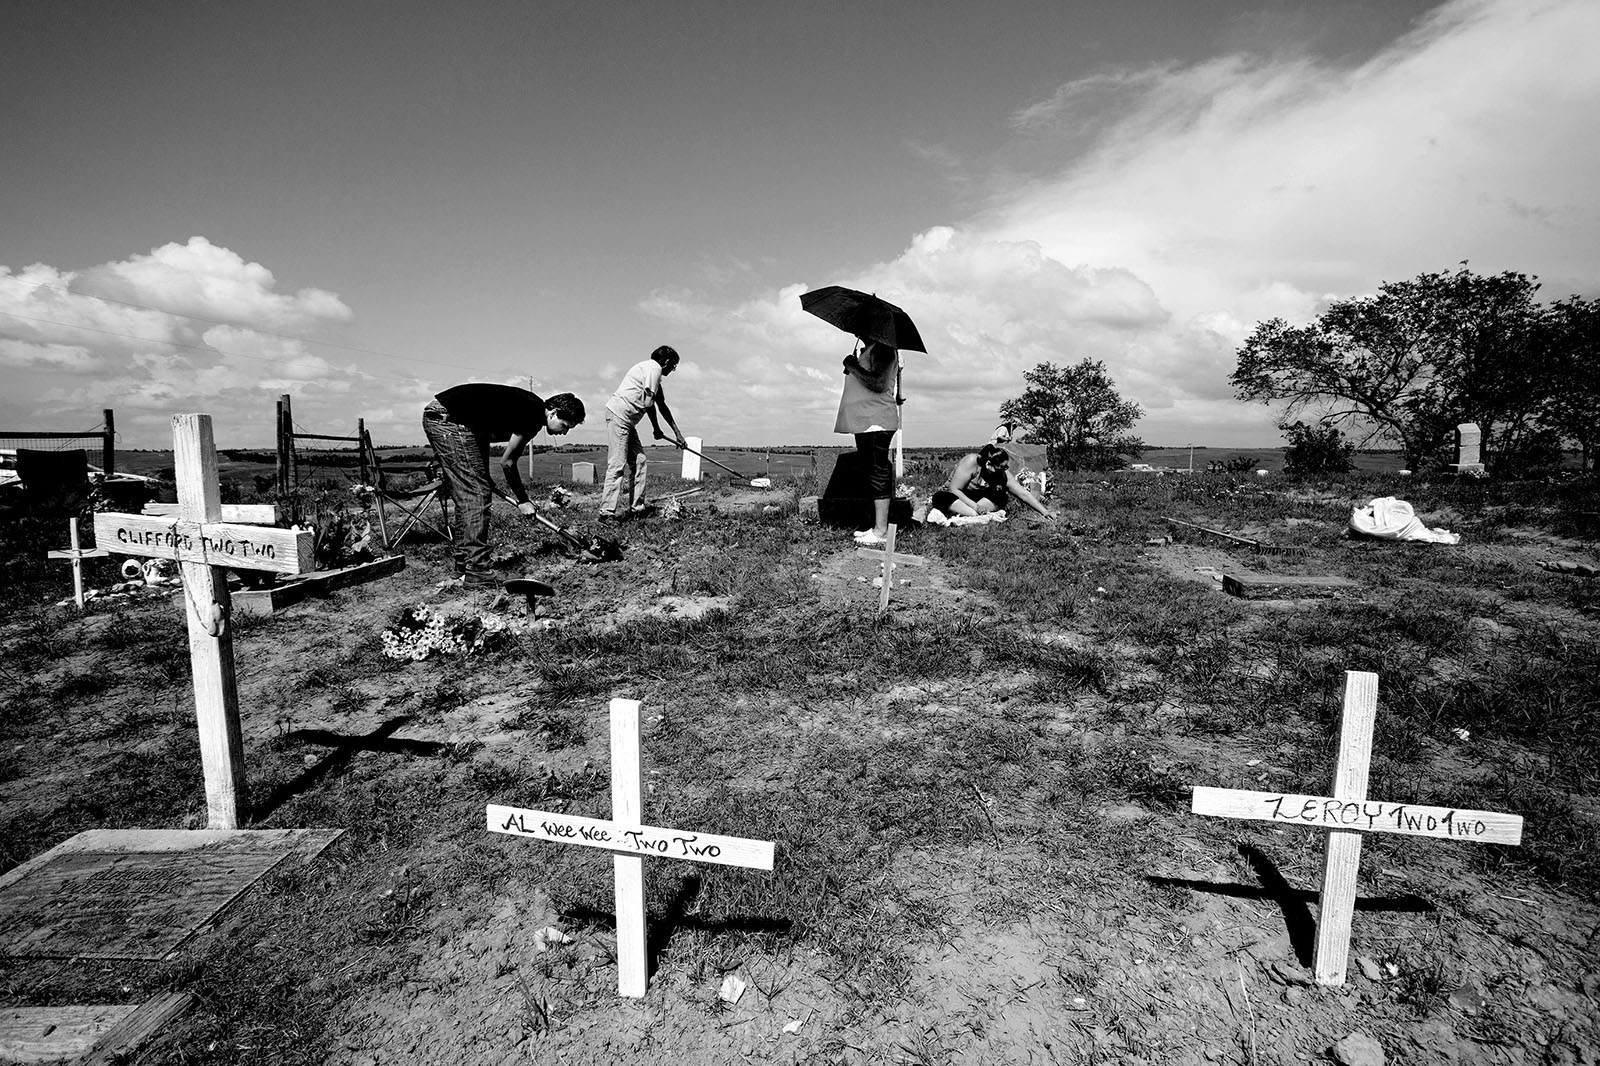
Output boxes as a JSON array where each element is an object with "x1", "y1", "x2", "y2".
[
  {"x1": 487, "y1": 698, "x2": 775, "y2": 997},
  {"x1": 46, "y1": 516, "x2": 109, "y2": 610},
  {"x1": 92, "y1": 414, "x2": 314, "y2": 828},
  {"x1": 1452, "y1": 422, "x2": 1485, "y2": 475},
  {"x1": 571, "y1": 461, "x2": 595, "y2": 485},
  {"x1": 1190, "y1": 671, "x2": 1523, "y2": 985},
  {"x1": 680, "y1": 435, "x2": 703, "y2": 481}
]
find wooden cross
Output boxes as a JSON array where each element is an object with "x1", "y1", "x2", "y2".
[
  {"x1": 487, "y1": 697, "x2": 775, "y2": 998},
  {"x1": 858, "y1": 523, "x2": 926, "y2": 614},
  {"x1": 878, "y1": 523, "x2": 897, "y2": 613},
  {"x1": 93, "y1": 415, "x2": 314, "y2": 830},
  {"x1": 47, "y1": 516, "x2": 110, "y2": 610},
  {"x1": 1190, "y1": 671, "x2": 1523, "y2": 985}
]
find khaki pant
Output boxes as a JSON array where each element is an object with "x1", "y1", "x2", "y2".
[{"x1": 600, "y1": 411, "x2": 647, "y2": 516}]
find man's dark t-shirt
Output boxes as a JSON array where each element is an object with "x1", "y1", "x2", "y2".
[{"x1": 435, "y1": 384, "x2": 547, "y2": 442}]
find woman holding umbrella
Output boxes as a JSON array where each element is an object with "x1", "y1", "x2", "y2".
[
  {"x1": 834, "y1": 337, "x2": 900, "y2": 546},
  {"x1": 800, "y1": 285, "x2": 925, "y2": 548}
]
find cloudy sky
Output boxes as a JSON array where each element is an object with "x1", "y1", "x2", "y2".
[{"x1": 3, "y1": 0, "x2": 1597, "y2": 450}]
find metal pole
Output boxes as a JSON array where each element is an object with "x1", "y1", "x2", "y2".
[{"x1": 102, "y1": 409, "x2": 115, "y2": 473}]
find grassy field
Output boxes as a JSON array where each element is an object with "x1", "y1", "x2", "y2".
[{"x1": 0, "y1": 461, "x2": 1596, "y2": 1065}]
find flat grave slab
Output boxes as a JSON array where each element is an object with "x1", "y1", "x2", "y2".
[
  {"x1": 1222, "y1": 572, "x2": 1359, "y2": 599},
  {"x1": 0, "y1": 828, "x2": 342, "y2": 961}
]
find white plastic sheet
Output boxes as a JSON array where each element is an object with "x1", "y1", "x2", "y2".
[{"x1": 1349, "y1": 497, "x2": 1459, "y2": 544}]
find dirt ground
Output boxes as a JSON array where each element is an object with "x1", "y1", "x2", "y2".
[{"x1": 2, "y1": 479, "x2": 1598, "y2": 1066}]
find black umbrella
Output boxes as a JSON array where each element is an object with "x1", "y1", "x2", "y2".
[{"x1": 799, "y1": 286, "x2": 927, "y2": 353}]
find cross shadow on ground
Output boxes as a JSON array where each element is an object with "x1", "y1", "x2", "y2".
[
  {"x1": 562, "y1": 872, "x2": 793, "y2": 980},
  {"x1": 1147, "y1": 843, "x2": 1434, "y2": 967},
  {"x1": 252, "y1": 715, "x2": 448, "y2": 822}
]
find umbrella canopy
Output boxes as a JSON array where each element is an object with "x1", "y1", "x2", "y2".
[{"x1": 799, "y1": 286, "x2": 927, "y2": 353}]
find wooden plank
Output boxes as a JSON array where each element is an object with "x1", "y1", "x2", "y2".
[
  {"x1": 0, "y1": 829, "x2": 344, "y2": 960},
  {"x1": 610, "y1": 698, "x2": 648, "y2": 998},
  {"x1": 0, "y1": 1005, "x2": 135, "y2": 1063},
  {"x1": 1315, "y1": 671, "x2": 1377, "y2": 986},
  {"x1": 92, "y1": 512, "x2": 312, "y2": 575},
  {"x1": 143, "y1": 501, "x2": 281, "y2": 525},
  {"x1": 486, "y1": 807, "x2": 775, "y2": 871},
  {"x1": 1190, "y1": 787, "x2": 1523, "y2": 845},
  {"x1": 1223, "y1": 572, "x2": 1358, "y2": 599},
  {"x1": 80, "y1": 992, "x2": 194, "y2": 1066},
  {"x1": 172, "y1": 414, "x2": 247, "y2": 830},
  {"x1": 230, "y1": 555, "x2": 406, "y2": 617},
  {"x1": 878, "y1": 523, "x2": 897, "y2": 614},
  {"x1": 855, "y1": 546, "x2": 925, "y2": 566}
]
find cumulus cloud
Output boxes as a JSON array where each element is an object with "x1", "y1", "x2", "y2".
[
  {"x1": 75, "y1": 237, "x2": 353, "y2": 333},
  {"x1": 638, "y1": 0, "x2": 1600, "y2": 447},
  {"x1": 0, "y1": 240, "x2": 418, "y2": 446}
]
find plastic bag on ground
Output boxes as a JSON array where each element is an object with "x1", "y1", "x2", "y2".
[{"x1": 1349, "y1": 497, "x2": 1459, "y2": 544}]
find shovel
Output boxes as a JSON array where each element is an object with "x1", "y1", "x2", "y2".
[
  {"x1": 673, "y1": 440, "x2": 770, "y2": 487},
  {"x1": 497, "y1": 491, "x2": 624, "y2": 562}
]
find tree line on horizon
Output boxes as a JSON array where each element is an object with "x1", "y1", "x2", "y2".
[{"x1": 1000, "y1": 265, "x2": 1599, "y2": 475}]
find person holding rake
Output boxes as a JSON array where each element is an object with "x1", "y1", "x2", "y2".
[{"x1": 601, "y1": 345, "x2": 686, "y2": 522}]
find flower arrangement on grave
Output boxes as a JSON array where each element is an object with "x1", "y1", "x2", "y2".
[{"x1": 379, "y1": 604, "x2": 537, "y2": 660}]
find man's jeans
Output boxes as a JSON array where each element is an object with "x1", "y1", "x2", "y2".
[
  {"x1": 601, "y1": 411, "x2": 647, "y2": 516},
  {"x1": 422, "y1": 401, "x2": 493, "y2": 572}
]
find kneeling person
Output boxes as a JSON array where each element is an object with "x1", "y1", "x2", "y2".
[
  {"x1": 423, "y1": 383, "x2": 586, "y2": 584},
  {"x1": 930, "y1": 444, "x2": 1054, "y2": 521}
]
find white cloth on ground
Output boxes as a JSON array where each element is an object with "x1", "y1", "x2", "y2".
[
  {"x1": 1348, "y1": 497, "x2": 1459, "y2": 544},
  {"x1": 948, "y1": 510, "x2": 1007, "y2": 527}
]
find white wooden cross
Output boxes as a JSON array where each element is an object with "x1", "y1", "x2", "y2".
[
  {"x1": 93, "y1": 414, "x2": 314, "y2": 830},
  {"x1": 487, "y1": 697, "x2": 775, "y2": 998},
  {"x1": 47, "y1": 516, "x2": 110, "y2": 610},
  {"x1": 1191, "y1": 670, "x2": 1523, "y2": 985}
]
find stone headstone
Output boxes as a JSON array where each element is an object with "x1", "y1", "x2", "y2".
[
  {"x1": 1452, "y1": 423, "x2": 1485, "y2": 474},
  {"x1": 570, "y1": 462, "x2": 595, "y2": 485}
]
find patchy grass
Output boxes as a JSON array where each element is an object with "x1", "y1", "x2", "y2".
[{"x1": 0, "y1": 464, "x2": 1595, "y2": 1064}]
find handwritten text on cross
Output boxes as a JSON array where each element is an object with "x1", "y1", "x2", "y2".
[
  {"x1": 1191, "y1": 787, "x2": 1522, "y2": 845},
  {"x1": 488, "y1": 807, "x2": 774, "y2": 870}
]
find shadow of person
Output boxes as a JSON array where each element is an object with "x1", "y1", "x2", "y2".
[{"x1": 1147, "y1": 843, "x2": 1434, "y2": 967}]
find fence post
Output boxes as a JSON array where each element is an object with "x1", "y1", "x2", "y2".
[
  {"x1": 102, "y1": 408, "x2": 115, "y2": 473},
  {"x1": 277, "y1": 393, "x2": 297, "y2": 500}
]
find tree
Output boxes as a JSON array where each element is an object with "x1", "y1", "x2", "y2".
[
  {"x1": 1542, "y1": 295, "x2": 1600, "y2": 471},
  {"x1": 999, "y1": 359, "x2": 1144, "y2": 471},
  {"x1": 1231, "y1": 267, "x2": 1559, "y2": 471},
  {"x1": 1279, "y1": 420, "x2": 1355, "y2": 475}
]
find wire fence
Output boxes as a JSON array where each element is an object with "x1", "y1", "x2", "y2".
[{"x1": 0, "y1": 409, "x2": 117, "y2": 472}]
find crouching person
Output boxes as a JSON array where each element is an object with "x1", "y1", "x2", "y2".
[{"x1": 930, "y1": 444, "x2": 1054, "y2": 522}]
